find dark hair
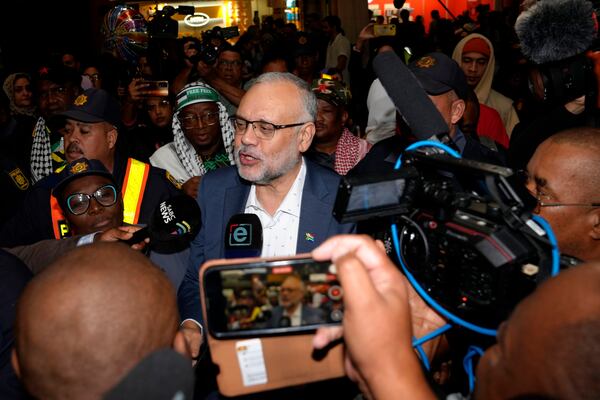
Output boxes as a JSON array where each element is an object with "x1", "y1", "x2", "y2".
[
  {"x1": 218, "y1": 44, "x2": 243, "y2": 59},
  {"x1": 323, "y1": 16, "x2": 342, "y2": 32},
  {"x1": 260, "y1": 52, "x2": 291, "y2": 72}
]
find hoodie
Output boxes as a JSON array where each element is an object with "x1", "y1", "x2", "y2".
[{"x1": 452, "y1": 33, "x2": 520, "y2": 136}]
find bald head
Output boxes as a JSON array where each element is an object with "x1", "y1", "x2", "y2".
[
  {"x1": 476, "y1": 262, "x2": 600, "y2": 399},
  {"x1": 13, "y1": 243, "x2": 180, "y2": 400}
]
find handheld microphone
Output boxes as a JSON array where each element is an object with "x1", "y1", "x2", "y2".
[
  {"x1": 123, "y1": 194, "x2": 201, "y2": 254},
  {"x1": 224, "y1": 214, "x2": 263, "y2": 258}
]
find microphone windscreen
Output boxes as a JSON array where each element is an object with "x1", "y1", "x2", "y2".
[
  {"x1": 515, "y1": 0, "x2": 596, "y2": 64},
  {"x1": 224, "y1": 213, "x2": 263, "y2": 258},
  {"x1": 148, "y1": 194, "x2": 201, "y2": 254},
  {"x1": 373, "y1": 51, "x2": 449, "y2": 140},
  {"x1": 103, "y1": 349, "x2": 194, "y2": 400}
]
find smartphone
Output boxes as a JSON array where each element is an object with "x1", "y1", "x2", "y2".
[
  {"x1": 221, "y1": 26, "x2": 240, "y2": 39},
  {"x1": 202, "y1": 256, "x2": 342, "y2": 339},
  {"x1": 139, "y1": 80, "x2": 169, "y2": 97},
  {"x1": 374, "y1": 24, "x2": 396, "y2": 37}
]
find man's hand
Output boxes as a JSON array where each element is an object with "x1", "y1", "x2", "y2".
[
  {"x1": 182, "y1": 176, "x2": 201, "y2": 198},
  {"x1": 564, "y1": 95, "x2": 586, "y2": 115},
  {"x1": 311, "y1": 235, "x2": 436, "y2": 400},
  {"x1": 96, "y1": 226, "x2": 148, "y2": 251},
  {"x1": 180, "y1": 320, "x2": 203, "y2": 364},
  {"x1": 356, "y1": 23, "x2": 376, "y2": 51},
  {"x1": 128, "y1": 78, "x2": 149, "y2": 102},
  {"x1": 196, "y1": 60, "x2": 214, "y2": 78}
]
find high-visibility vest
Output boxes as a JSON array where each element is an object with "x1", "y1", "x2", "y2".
[{"x1": 50, "y1": 158, "x2": 150, "y2": 239}]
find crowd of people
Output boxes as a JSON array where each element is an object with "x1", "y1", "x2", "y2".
[{"x1": 2, "y1": 1, "x2": 600, "y2": 399}]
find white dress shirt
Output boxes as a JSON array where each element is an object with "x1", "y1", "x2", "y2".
[
  {"x1": 284, "y1": 304, "x2": 303, "y2": 327},
  {"x1": 244, "y1": 159, "x2": 307, "y2": 257}
]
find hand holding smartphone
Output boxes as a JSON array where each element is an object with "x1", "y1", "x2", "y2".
[{"x1": 199, "y1": 255, "x2": 345, "y2": 396}]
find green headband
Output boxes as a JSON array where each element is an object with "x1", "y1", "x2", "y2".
[{"x1": 176, "y1": 86, "x2": 219, "y2": 111}]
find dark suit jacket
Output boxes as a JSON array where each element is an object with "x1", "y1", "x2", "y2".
[
  {"x1": 178, "y1": 160, "x2": 355, "y2": 322},
  {"x1": 267, "y1": 304, "x2": 325, "y2": 328}
]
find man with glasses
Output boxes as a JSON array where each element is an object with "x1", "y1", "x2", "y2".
[
  {"x1": 52, "y1": 158, "x2": 122, "y2": 236},
  {"x1": 524, "y1": 127, "x2": 600, "y2": 262},
  {"x1": 267, "y1": 275, "x2": 325, "y2": 328},
  {"x1": 150, "y1": 82, "x2": 235, "y2": 198},
  {"x1": 0, "y1": 88, "x2": 179, "y2": 247},
  {"x1": 203, "y1": 46, "x2": 246, "y2": 117},
  {"x1": 178, "y1": 72, "x2": 354, "y2": 358},
  {"x1": 3, "y1": 158, "x2": 147, "y2": 275}
]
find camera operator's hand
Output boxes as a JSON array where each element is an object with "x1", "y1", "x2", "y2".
[
  {"x1": 182, "y1": 176, "x2": 201, "y2": 198},
  {"x1": 564, "y1": 95, "x2": 586, "y2": 115},
  {"x1": 312, "y1": 235, "x2": 435, "y2": 400},
  {"x1": 95, "y1": 225, "x2": 149, "y2": 251},
  {"x1": 180, "y1": 320, "x2": 204, "y2": 365}
]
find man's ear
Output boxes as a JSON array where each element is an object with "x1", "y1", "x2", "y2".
[
  {"x1": 173, "y1": 330, "x2": 190, "y2": 358},
  {"x1": 450, "y1": 99, "x2": 466, "y2": 125},
  {"x1": 340, "y1": 109, "x2": 349, "y2": 127},
  {"x1": 107, "y1": 126, "x2": 118, "y2": 150},
  {"x1": 11, "y1": 349, "x2": 21, "y2": 378},
  {"x1": 590, "y1": 209, "x2": 600, "y2": 240},
  {"x1": 298, "y1": 122, "x2": 316, "y2": 153}
]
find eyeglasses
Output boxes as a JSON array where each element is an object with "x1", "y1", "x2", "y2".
[
  {"x1": 518, "y1": 170, "x2": 600, "y2": 210},
  {"x1": 218, "y1": 60, "x2": 242, "y2": 68},
  {"x1": 39, "y1": 86, "x2": 67, "y2": 100},
  {"x1": 179, "y1": 112, "x2": 219, "y2": 128},
  {"x1": 65, "y1": 184, "x2": 118, "y2": 215},
  {"x1": 229, "y1": 116, "x2": 309, "y2": 140},
  {"x1": 84, "y1": 73, "x2": 101, "y2": 82}
]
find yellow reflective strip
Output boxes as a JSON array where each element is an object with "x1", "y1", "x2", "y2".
[{"x1": 122, "y1": 159, "x2": 147, "y2": 224}]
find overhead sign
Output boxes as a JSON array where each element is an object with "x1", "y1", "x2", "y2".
[{"x1": 184, "y1": 13, "x2": 210, "y2": 27}]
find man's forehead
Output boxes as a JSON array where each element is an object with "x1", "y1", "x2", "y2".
[
  {"x1": 462, "y1": 51, "x2": 489, "y2": 60},
  {"x1": 38, "y1": 81, "x2": 65, "y2": 90},
  {"x1": 146, "y1": 98, "x2": 170, "y2": 106},
  {"x1": 220, "y1": 51, "x2": 241, "y2": 60}
]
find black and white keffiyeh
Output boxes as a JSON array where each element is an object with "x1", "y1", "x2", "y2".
[{"x1": 30, "y1": 117, "x2": 53, "y2": 183}]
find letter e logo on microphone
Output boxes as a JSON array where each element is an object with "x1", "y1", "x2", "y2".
[{"x1": 229, "y1": 223, "x2": 252, "y2": 246}]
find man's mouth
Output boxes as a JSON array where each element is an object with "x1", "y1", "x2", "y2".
[{"x1": 93, "y1": 218, "x2": 114, "y2": 230}]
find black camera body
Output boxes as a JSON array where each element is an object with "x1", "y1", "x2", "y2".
[
  {"x1": 334, "y1": 151, "x2": 558, "y2": 330},
  {"x1": 529, "y1": 53, "x2": 596, "y2": 106},
  {"x1": 188, "y1": 42, "x2": 218, "y2": 66}
]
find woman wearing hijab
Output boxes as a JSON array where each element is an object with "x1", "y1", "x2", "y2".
[{"x1": 1, "y1": 73, "x2": 37, "y2": 174}]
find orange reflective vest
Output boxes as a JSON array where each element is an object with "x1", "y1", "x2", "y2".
[{"x1": 50, "y1": 158, "x2": 150, "y2": 239}]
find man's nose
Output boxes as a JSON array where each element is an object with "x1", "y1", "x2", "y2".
[
  {"x1": 240, "y1": 124, "x2": 260, "y2": 145},
  {"x1": 88, "y1": 198, "x2": 104, "y2": 215}
]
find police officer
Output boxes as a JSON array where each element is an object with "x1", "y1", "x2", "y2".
[{"x1": 0, "y1": 88, "x2": 180, "y2": 247}]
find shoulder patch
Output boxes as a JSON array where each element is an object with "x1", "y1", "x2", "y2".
[
  {"x1": 9, "y1": 168, "x2": 30, "y2": 190},
  {"x1": 166, "y1": 170, "x2": 182, "y2": 189}
]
